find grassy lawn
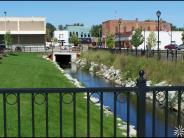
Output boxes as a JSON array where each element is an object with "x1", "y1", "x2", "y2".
[
  {"x1": 81, "y1": 50, "x2": 184, "y2": 85},
  {"x1": 0, "y1": 53, "x2": 125, "y2": 137}
]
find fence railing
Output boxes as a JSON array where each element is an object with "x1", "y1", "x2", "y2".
[
  {"x1": 90, "y1": 47, "x2": 184, "y2": 62},
  {"x1": 0, "y1": 70, "x2": 183, "y2": 137}
]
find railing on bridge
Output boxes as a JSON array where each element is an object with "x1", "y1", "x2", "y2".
[{"x1": 0, "y1": 70, "x2": 183, "y2": 137}]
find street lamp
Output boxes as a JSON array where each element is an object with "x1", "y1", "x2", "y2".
[
  {"x1": 156, "y1": 10, "x2": 161, "y2": 59},
  {"x1": 4, "y1": 11, "x2": 7, "y2": 32},
  {"x1": 99, "y1": 28, "x2": 101, "y2": 47},
  {"x1": 118, "y1": 18, "x2": 122, "y2": 51}
]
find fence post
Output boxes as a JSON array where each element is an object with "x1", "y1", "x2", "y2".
[{"x1": 136, "y1": 70, "x2": 147, "y2": 137}]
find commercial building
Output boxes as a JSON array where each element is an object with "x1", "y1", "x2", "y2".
[
  {"x1": 0, "y1": 17, "x2": 46, "y2": 46},
  {"x1": 139, "y1": 31, "x2": 183, "y2": 50},
  {"x1": 102, "y1": 18, "x2": 171, "y2": 48},
  {"x1": 66, "y1": 25, "x2": 91, "y2": 44},
  {"x1": 54, "y1": 30, "x2": 69, "y2": 46}
]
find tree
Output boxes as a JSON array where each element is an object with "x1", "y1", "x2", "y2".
[
  {"x1": 4, "y1": 32, "x2": 13, "y2": 50},
  {"x1": 182, "y1": 31, "x2": 184, "y2": 44},
  {"x1": 70, "y1": 34, "x2": 79, "y2": 46},
  {"x1": 46, "y1": 23, "x2": 56, "y2": 41},
  {"x1": 91, "y1": 25, "x2": 102, "y2": 37},
  {"x1": 58, "y1": 24, "x2": 64, "y2": 30},
  {"x1": 130, "y1": 28, "x2": 144, "y2": 56},
  {"x1": 147, "y1": 31, "x2": 157, "y2": 50},
  {"x1": 105, "y1": 33, "x2": 115, "y2": 48},
  {"x1": 97, "y1": 37, "x2": 102, "y2": 46},
  {"x1": 52, "y1": 37, "x2": 58, "y2": 46},
  {"x1": 147, "y1": 31, "x2": 156, "y2": 57}
]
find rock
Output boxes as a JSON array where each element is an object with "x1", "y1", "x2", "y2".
[{"x1": 154, "y1": 81, "x2": 168, "y2": 86}]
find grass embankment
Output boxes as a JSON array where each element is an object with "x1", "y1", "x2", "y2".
[
  {"x1": 0, "y1": 53, "x2": 124, "y2": 137},
  {"x1": 81, "y1": 51, "x2": 184, "y2": 85}
]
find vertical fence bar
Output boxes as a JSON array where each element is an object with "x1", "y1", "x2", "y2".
[
  {"x1": 165, "y1": 91, "x2": 168, "y2": 137},
  {"x1": 31, "y1": 93, "x2": 35, "y2": 137},
  {"x1": 3, "y1": 93, "x2": 7, "y2": 137},
  {"x1": 136, "y1": 70, "x2": 146, "y2": 137},
  {"x1": 127, "y1": 92, "x2": 130, "y2": 137},
  {"x1": 87, "y1": 92, "x2": 90, "y2": 137},
  {"x1": 59, "y1": 93, "x2": 63, "y2": 137},
  {"x1": 45, "y1": 93, "x2": 48, "y2": 137},
  {"x1": 114, "y1": 92, "x2": 117, "y2": 137},
  {"x1": 17, "y1": 93, "x2": 21, "y2": 137},
  {"x1": 177, "y1": 91, "x2": 181, "y2": 127},
  {"x1": 152, "y1": 91, "x2": 156, "y2": 137},
  {"x1": 73, "y1": 92, "x2": 76, "y2": 137},
  {"x1": 100, "y1": 92, "x2": 103, "y2": 137}
]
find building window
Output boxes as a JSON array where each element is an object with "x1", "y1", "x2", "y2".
[
  {"x1": 88, "y1": 33, "x2": 90, "y2": 37},
  {"x1": 148, "y1": 26, "x2": 150, "y2": 31},
  {"x1": 76, "y1": 32, "x2": 78, "y2": 37},
  {"x1": 70, "y1": 32, "x2": 72, "y2": 37},
  {"x1": 81, "y1": 32, "x2": 83, "y2": 38},
  {"x1": 84, "y1": 33, "x2": 86, "y2": 38},
  {"x1": 124, "y1": 27, "x2": 126, "y2": 32},
  {"x1": 59, "y1": 34, "x2": 64, "y2": 39},
  {"x1": 115, "y1": 26, "x2": 118, "y2": 33}
]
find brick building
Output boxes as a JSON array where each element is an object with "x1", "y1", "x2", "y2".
[
  {"x1": 102, "y1": 18, "x2": 171, "y2": 48},
  {"x1": 0, "y1": 17, "x2": 46, "y2": 46}
]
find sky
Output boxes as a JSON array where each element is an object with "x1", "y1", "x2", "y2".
[{"x1": 0, "y1": 1, "x2": 184, "y2": 29}]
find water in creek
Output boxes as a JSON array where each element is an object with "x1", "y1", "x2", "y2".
[{"x1": 62, "y1": 63, "x2": 183, "y2": 137}]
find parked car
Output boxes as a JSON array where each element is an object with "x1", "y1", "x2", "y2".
[
  {"x1": 0, "y1": 44, "x2": 6, "y2": 53},
  {"x1": 0, "y1": 44, "x2": 6, "y2": 50},
  {"x1": 177, "y1": 44, "x2": 184, "y2": 50},
  {"x1": 164, "y1": 44, "x2": 179, "y2": 50}
]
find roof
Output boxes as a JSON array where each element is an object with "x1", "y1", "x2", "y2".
[{"x1": 0, "y1": 17, "x2": 45, "y2": 21}]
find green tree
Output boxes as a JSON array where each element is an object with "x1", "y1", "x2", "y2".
[
  {"x1": 46, "y1": 23, "x2": 56, "y2": 41},
  {"x1": 130, "y1": 28, "x2": 144, "y2": 56},
  {"x1": 147, "y1": 31, "x2": 157, "y2": 50},
  {"x1": 91, "y1": 25, "x2": 102, "y2": 37},
  {"x1": 4, "y1": 32, "x2": 13, "y2": 50},
  {"x1": 97, "y1": 37, "x2": 102, "y2": 46},
  {"x1": 70, "y1": 34, "x2": 79, "y2": 46},
  {"x1": 182, "y1": 31, "x2": 184, "y2": 44},
  {"x1": 105, "y1": 33, "x2": 115, "y2": 48},
  {"x1": 58, "y1": 24, "x2": 64, "y2": 30},
  {"x1": 52, "y1": 37, "x2": 58, "y2": 46}
]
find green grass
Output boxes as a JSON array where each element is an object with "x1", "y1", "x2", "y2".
[
  {"x1": 0, "y1": 53, "x2": 125, "y2": 137},
  {"x1": 81, "y1": 50, "x2": 184, "y2": 85}
]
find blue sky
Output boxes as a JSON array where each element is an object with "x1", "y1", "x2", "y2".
[{"x1": 0, "y1": 1, "x2": 184, "y2": 28}]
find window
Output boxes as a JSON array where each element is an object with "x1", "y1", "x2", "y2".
[
  {"x1": 88, "y1": 33, "x2": 90, "y2": 37},
  {"x1": 148, "y1": 26, "x2": 150, "y2": 31},
  {"x1": 59, "y1": 34, "x2": 64, "y2": 39},
  {"x1": 124, "y1": 27, "x2": 126, "y2": 32},
  {"x1": 115, "y1": 26, "x2": 118, "y2": 33},
  {"x1": 81, "y1": 32, "x2": 83, "y2": 38},
  {"x1": 84, "y1": 33, "x2": 86, "y2": 38},
  {"x1": 70, "y1": 32, "x2": 72, "y2": 37},
  {"x1": 76, "y1": 32, "x2": 78, "y2": 37}
]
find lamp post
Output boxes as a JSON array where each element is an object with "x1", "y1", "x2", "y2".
[
  {"x1": 156, "y1": 10, "x2": 161, "y2": 59},
  {"x1": 99, "y1": 27, "x2": 101, "y2": 47},
  {"x1": 118, "y1": 18, "x2": 122, "y2": 51},
  {"x1": 144, "y1": 28, "x2": 146, "y2": 51},
  {"x1": 4, "y1": 11, "x2": 7, "y2": 32}
]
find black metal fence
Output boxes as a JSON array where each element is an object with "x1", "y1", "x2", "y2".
[
  {"x1": 0, "y1": 70, "x2": 183, "y2": 137},
  {"x1": 90, "y1": 47, "x2": 184, "y2": 62}
]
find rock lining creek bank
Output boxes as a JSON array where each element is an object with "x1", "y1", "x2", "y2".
[
  {"x1": 43, "y1": 55, "x2": 136, "y2": 137},
  {"x1": 75, "y1": 58, "x2": 184, "y2": 114}
]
